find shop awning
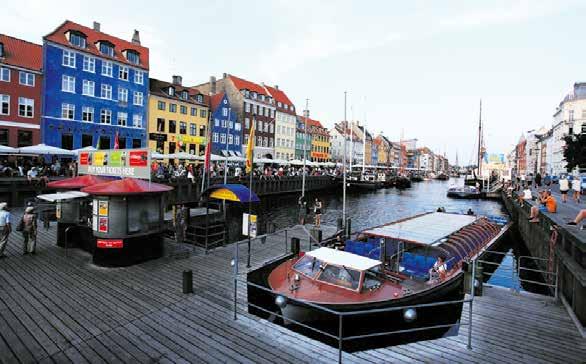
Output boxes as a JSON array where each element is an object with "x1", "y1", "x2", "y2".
[
  {"x1": 37, "y1": 191, "x2": 89, "y2": 202},
  {"x1": 47, "y1": 175, "x2": 115, "y2": 189},
  {"x1": 81, "y1": 178, "x2": 174, "y2": 195},
  {"x1": 203, "y1": 184, "x2": 260, "y2": 203}
]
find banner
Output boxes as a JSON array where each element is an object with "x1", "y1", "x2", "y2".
[{"x1": 78, "y1": 148, "x2": 151, "y2": 179}]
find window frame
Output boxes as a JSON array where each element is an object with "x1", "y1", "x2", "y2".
[
  {"x1": 18, "y1": 71, "x2": 35, "y2": 86},
  {"x1": 82, "y1": 106, "x2": 94, "y2": 122},
  {"x1": 101, "y1": 61, "x2": 113, "y2": 77},
  {"x1": 100, "y1": 109, "x2": 112, "y2": 124},
  {"x1": 134, "y1": 70, "x2": 144, "y2": 84},
  {"x1": 100, "y1": 84, "x2": 112, "y2": 100},
  {"x1": 61, "y1": 75, "x2": 75, "y2": 93},
  {"x1": 62, "y1": 50, "x2": 76, "y2": 68},
  {"x1": 61, "y1": 103, "x2": 75, "y2": 120},
  {"x1": 133, "y1": 114, "x2": 143, "y2": 128},
  {"x1": 18, "y1": 97, "x2": 34, "y2": 118},
  {"x1": 0, "y1": 67, "x2": 10, "y2": 82},
  {"x1": 0, "y1": 94, "x2": 9, "y2": 115},
  {"x1": 82, "y1": 56, "x2": 95, "y2": 73},
  {"x1": 82, "y1": 80, "x2": 95, "y2": 96},
  {"x1": 133, "y1": 91, "x2": 143, "y2": 106},
  {"x1": 118, "y1": 87, "x2": 128, "y2": 103},
  {"x1": 118, "y1": 66, "x2": 129, "y2": 81}
]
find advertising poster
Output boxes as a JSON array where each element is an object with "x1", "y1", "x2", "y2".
[
  {"x1": 77, "y1": 148, "x2": 151, "y2": 179},
  {"x1": 129, "y1": 150, "x2": 148, "y2": 167},
  {"x1": 93, "y1": 152, "x2": 106, "y2": 166},
  {"x1": 242, "y1": 213, "x2": 257, "y2": 237},
  {"x1": 79, "y1": 152, "x2": 89, "y2": 166},
  {"x1": 98, "y1": 217, "x2": 108, "y2": 233},
  {"x1": 98, "y1": 201, "x2": 109, "y2": 216},
  {"x1": 109, "y1": 151, "x2": 126, "y2": 167},
  {"x1": 97, "y1": 239, "x2": 123, "y2": 249}
]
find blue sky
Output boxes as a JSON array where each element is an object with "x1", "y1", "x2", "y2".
[{"x1": 3, "y1": 0, "x2": 584, "y2": 164}]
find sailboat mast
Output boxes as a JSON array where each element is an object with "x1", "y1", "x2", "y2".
[
  {"x1": 478, "y1": 99, "x2": 482, "y2": 177},
  {"x1": 342, "y1": 92, "x2": 347, "y2": 225}
]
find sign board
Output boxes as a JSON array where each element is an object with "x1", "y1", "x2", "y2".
[
  {"x1": 78, "y1": 148, "x2": 151, "y2": 179},
  {"x1": 97, "y1": 239, "x2": 124, "y2": 249},
  {"x1": 242, "y1": 213, "x2": 257, "y2": 238}
]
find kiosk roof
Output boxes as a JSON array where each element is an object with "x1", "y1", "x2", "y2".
[
  {"x1": 81, "y1": 178, "x2": 173, "y2": 195},
  {"x1": 47, "y1": 175, "x2": 115, "y2": 189}
]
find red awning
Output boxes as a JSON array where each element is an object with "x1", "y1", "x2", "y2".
[
  {"x1": 47, "y1": 175, "x2": 115, "y2": 189},
  {"x1": 81, "y1": 178, "x2": 173, "y2": 196}
]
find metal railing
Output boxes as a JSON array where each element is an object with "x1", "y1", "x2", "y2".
[
  {"x1": 477, "y1": 251, "x2": 558, "y2": 298},
  {"x1": 233, "y1": 240, "x2": 478, "y2": 363}
]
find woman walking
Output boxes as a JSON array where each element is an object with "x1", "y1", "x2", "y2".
[
  {"x1": 571, "y1": 175, "x2": 581, "y2": 204},
  {"x1": 559, "y1": 175, "x2": 570, "y2": 203},
  {"x1": 313, "y1": 198, "x2": 323, "y2": 228},
  {"x1": 20, "y1": 206, "x2": 37, "y2": 255}
]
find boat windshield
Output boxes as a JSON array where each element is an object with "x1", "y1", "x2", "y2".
[
  {"x1": 317, "y1": 264, "x2": 361, "y2": 291},
  {"x1": 293, "y1": 255, "x2": 324, "y2": 278},
  {"x1": 363, "y1": 267, "x2": 382, "y2": 291}
]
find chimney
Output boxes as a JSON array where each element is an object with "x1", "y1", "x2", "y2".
[
  {"x1": 93, "y1": 21, "x2": 101, "y2": 32},
  {"x1": 172, "y1": 75, "x2": 182, "y2": 86},
  {"x1": 274, "y1": 85, "x2": 279, "y2": 90},
  {"x1": 132, "y1": 29, "x2": 141, "y2": 45},
  {"x1": 222, "y1": 72, "x2": 227, "y2": 79},
  {"x1": 210, "y1": 76, "x2": 217, "y2": 94}
]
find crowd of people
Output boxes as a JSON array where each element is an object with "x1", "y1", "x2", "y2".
[{"x1": 0, "y1": 158, "x2": 76, "y2": 186}]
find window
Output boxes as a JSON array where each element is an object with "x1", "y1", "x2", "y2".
[
  {"x1": 258, "y1": 121, "x2": 262, "y2": 131},
  {"x1": 569, "y1": 110, "x2": 574, "y2": 121},
  {"x1": 220, "y1": 133, "x2": 226, "y2": 144},
  {"x1": 19, "y1": 72, "x2": 34, "y2": 86},
  {"x1": 101, "y1": 84, "x2": 112, "y2": 99},
  {"x1": 98, "y1": 135, "x2": 110, "y2": 149},
  {"x1": 222, "y1": 108, "x2": 228, "y2": 117},
  {"x1": 263, "y1": 137, "x2": 268, "y2": 147},
  {"x1": 228, "y1": 134, "x2": 233, "y2": 144},
  {"x1": 156, "y1": 118, "x2": 165, "y2": 132},
  {"x1": 101, "y1": 61, "x2": 113, "y2": 77},
  {"x1": 82, "y1": 134, "x2": 93, "y2": 147},
  {"x1": 82, "y1": 106, "x2": 94, "y2": 122},
  {"x1": 83, "y1": 56, "x2": 95, "y2": 72},
  {"x1": 118, "y1": 87, "x2": 128, "y2": 103},
  {"x1": 169, "y1": 120, "x2": 176, "y2": 133},
  {"x1": 69, "y1": 32, "x2": 86, "y2": 48},
  {"x1": 214, "y1": 118, "x2": 220, "y2": 127},
  {"x1": 132, "y1": 114, "x2": 142, "y2": 128},
  {"x1": 0, "y1": 129, "x2": 7, "y2": 145},
  {"x1": 235, "y1": 136, "x2": 240, "y2": 145},
  {"x1": 18, "y1": 97, "x2": 33, "y2": 118},
  {"x1": 229, "y1": 121, "x2": 233, "y2": 129},
  {"x1": 17, "y1": 130, "x2": 33, "y2": 147},
  {"x1": 133, "y1": 92, "x2": 143, "y2": 106},
  {"x1": 62, "y1": 134, "x2": 74, "y2": 150},
  {"x1": 221, "y1": 119, "x2": 226, "y2": 128},
  {"x1": 200, "y1": 109, "x2": 207, "y2": 118},
  {"x1": 126, "y1": 50, "x2": 140, "y2": 65},
  {"x1": 190, "y1": 123, "x2": 196, "y2": 136},
  {"x1": 317, "y1": 264, "x2": 360, "y2": 290},
  {"x1": 199, "y1": 126, "x2": 206, "y2": 137},
  {"x1": 181, "y1": 91, "x2": 188, "y2": 100},
  {"x1": 99, "y1": 42, "x2": 114, "y2": 57},
  {"x1": 119, "y1": 66, "x2": 129, "y2": 81},
  {"x1": 0, "y1": 95, "x2": 9, "y2": 115},
  {"x1": 180, "y1": 105, "x2": 187, "y2": 114},
  {"x1": 100, "y1": 109, "x2": 112, "y2": 124},
  {"x1": 245, "y1": 118, "x2": 250, "y2": 129},
  {"x1": 132, "y1": 138, "x2": 141, "y2": 148},
  {"x1": 82, "y1": 80, "x2": 95, "y2": 96},
  {"x1": 157, "y1": 101, "x2": 165, "y2": 110},
  {"x1": 235, "y1": 123, "x2": 241, "y2": 131},
  {"x1": 0, "y1": 67, "x2": 10, "y2": 82},
  {"x1": 196, "y1": 94, "x2": 203, "y2": 103},
  {"x1": 179, "y1": 121, "x2": 187, "y2": 134},
  {"x1": 134, "y1": 70, "x2": 144, "y2": 84},
  {"x1": 117, "y1": 112, "x2": 127, "y2": 126},
  {"x1": 212, "y1": 133, "x2": 219, "y2": 143},
  {"x1": 191, "y1": 107, "x2": 196, "y2": 116},
  {"x1": 169, "y1": 104, "x2": 177, "y2": 112},
  {"x1": 253, "y1": 105, "x2": 258, "y2": 114},
  {"x1": 265, "y1": 108, "x2": 269, "y2": 117},
  {"x1": 62, "y1": 50, "x2": 76, "y2": 68},
  {"x1": 257, "y1": 136, "x2": 262, "y2": 146},
  {"x1": 62, "y1": 75, "x2": 75, "y2": 93},
  {"x1": 118, "y1": 137, "x2": 126, "y2": 149},
  {"x1": 260, "y1": 106, "x2": 264, "y2": 116},
  {"x1": 61, "y1": 103, "x2": 75, "y2": 119},
  {"x1": 168, "y1": 87, "x2": 175, "y2": 96},
  {"x1": 245, "y1": 102, "x2": 250, "y2": 113}
]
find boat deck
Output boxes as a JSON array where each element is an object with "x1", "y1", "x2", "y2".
[{"x1": 0, "y1": 217, "x2": 584, "y2": 363}]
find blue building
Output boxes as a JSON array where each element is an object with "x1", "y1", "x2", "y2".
[
  {"x1": 210, "y1": 92, "x2": 241, "y2": 155},
  {"x1": 42, "y1": 20, "x2": 148, "y2": 149}
]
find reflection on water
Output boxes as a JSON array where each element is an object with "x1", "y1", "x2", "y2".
[{"x1": 228, "y1": 177, "x2": 546, "y2": 293}]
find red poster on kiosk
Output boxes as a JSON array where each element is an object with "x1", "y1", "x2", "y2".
[
  {"x1": 129, "y1": 150, "x2": 148, "y2": 167},
  {"x1": 79, "y1": 152, "x2": 89, "y2": 165},
  {"x1": 97, "y1": 239, "x2": 123, "y2": 249}
]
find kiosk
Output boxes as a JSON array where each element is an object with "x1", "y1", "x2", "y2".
[{"x1": 81, "y1": 178, "x2": 173, "y2": 267}]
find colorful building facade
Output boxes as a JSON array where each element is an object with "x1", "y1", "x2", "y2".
[
  {"x1": 42, "y1": 21, "x2": 148, "y2": 149},
  {"x1": 210, "y1": 92, "x2": 241, "y2": 155},
  {"x1": 0, "y1": 35, "x2": 43, "y2": 147},
  {"x1": 148, "y1": 76, "x2": 209, "y2": 155},
  {"x1": 295, "y1": 115, "x2": 311, "y2": 160},
  {"x1": 307, "y1": 117, "x2": 330, "y2": 162},
  {"x1": 265, "y1": 85, "x2": 296, "y2": 161}
]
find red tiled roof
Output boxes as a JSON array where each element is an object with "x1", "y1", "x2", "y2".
[
  {"x1": 210, "y1": 92, "x2": 225, "y2": 111},
  {"x1": 228, "y1": 74, "x2": 266, "y2": 95},
  {"x1": 264, "y1": 85, "x2": 295, "y2": 113},
  {"x1": 0, "y1": 34, "x2": 42, "y2": 71},
  {"x1": 44, "y1": 20, "x2": 149, "y2": 70}
]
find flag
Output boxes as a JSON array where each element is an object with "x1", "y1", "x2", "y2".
[
  {"x1": 245, "y1": 121, "x2": 255, "y2": 174},
  {"x1": 114, "y1": 131, "x2": 119, "y2": 150},
  {"x1": 96, "y1": 136, "x2": 101, "y2": 150},
  {"x1": 203, "y1": 140, "x2": 211, "y2": 171}
]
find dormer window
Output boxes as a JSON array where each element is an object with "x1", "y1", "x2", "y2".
[
  {"x1": 98, "y1": 41, "x2": 115, "y2": 57},
  {"x1": 124, "y1": 50, "x2": 140, "y2": 65},
  {"x1": 291, "y1": 106, "x2": 295, "y2": 112},
  {"x1": 168, "y1": 87, "x2": 175, "y2": 96},
  {"x1": 0, "y1": 42, "x2": 3, "y2": 58},
  {"x1": 181, "y1": 91, "x2": 188, "y2": 100},
  {"x1": 251, "y1": 92, "x2": 257, "y2": 99},
  {"x1": 196, "y1": 94, "x2": 203, "y2": 103},
  {"x1": 68, "y1": 31, "x2": 87, "y2": 48},
  {"x1": 284, "y1": 105, "x2": 288, "y2": 110},
  {"x1": 260, "y1": 95, "x2": 265, "y2": 101}
]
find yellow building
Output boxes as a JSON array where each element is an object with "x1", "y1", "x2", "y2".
[
  {"x1": 148, "y1": 76, "x2": 209, "y2": 155},
  {"x1": 308, "y1": 117, "x2": 331, "y2": 162}
]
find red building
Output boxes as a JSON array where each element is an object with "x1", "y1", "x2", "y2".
[{"x1": 0, "y1": 34, "x2": 43, "y2": 147}]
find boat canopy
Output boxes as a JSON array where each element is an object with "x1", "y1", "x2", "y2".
[
  {"x1": 362, "y1": 212, "x2": 478, "y2": 245},
  {"x1": 306, "y1": 247, "x2": 381, "y2": 271}
]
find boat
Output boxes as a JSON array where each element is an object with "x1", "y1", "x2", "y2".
[
  {"x1": 447, "y1": 185, "x2": 481, "y2": 199},
  {"x1": 248, "y1": 212, "x2": 511, "y2": 351},
  {"x1": 377, "y1": 172, "x2": 393, "y2": 188},
  {"x1": 394, "y1": 175, "x2": 412, "y2": 189},
  {"x1": 410, "y1": 175, "x2": 423, "y2": 182},
  {"x1": 345, "y1": 173, "x2": 380, "y2": 191},
  {"x1": 435, "y1": 173, "x2": 449, "y2": 181}
]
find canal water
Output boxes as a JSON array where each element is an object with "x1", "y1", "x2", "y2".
[{"x1": 229, "y1": 178, "x2": 547, "y2": 294}]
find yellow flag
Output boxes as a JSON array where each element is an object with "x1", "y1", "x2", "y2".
[{"x1": 245, "y1": 122, "x2": 255, "y2": 173}]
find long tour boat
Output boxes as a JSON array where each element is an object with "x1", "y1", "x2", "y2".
[{"x1": 247, "y1": 212, "x2": 511, "y2": 351}]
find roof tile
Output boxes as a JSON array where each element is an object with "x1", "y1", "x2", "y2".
[{"x1": 0, "y1": 34, "x2": 42, "y2": 71}]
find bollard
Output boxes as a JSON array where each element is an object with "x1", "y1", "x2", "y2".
[
  {"x1": 337, "y1": 218, "x2": 344, "y2": 231},
  {"x1": 291, "y1": 237, "x2": 300, "y2": 256},
  {"x1": 183, "y1": 270, "x2": 193, "y2": 294}
]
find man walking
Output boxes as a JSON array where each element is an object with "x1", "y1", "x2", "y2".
[
  {"x1": 0, "y1": 202, "x2": 11, "y2": 258},
  {"x1": 20, "y1": 206, "x2": 37, "y2": 254}
]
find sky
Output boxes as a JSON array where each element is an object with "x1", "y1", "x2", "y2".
[{"x1": 3, "y1": 0, "x2": 585, "y2": 165}]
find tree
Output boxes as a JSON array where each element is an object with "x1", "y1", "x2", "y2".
[{"x1": 563, "y1": 133, "x2": 586, "y2": 172}]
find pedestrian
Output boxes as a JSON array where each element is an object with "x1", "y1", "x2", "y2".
[
  {"x1": 571, "y1": 175, "x2": 581, "y2": 203},
  {"x1": 535, "y1": 172, "x2": 542, "y2": 188},
  {"x1": 559, "y1": 175, "x2": 570, "y2": 203},
  {"x1": 544, "y1": 173, "x2": 551, "y2": 187},
  {"x1": 19, "y1": 206, "x2": 37, "y2": 255},
  {"x1": 298, "y1": 195, "x2": 308, "y2": 225},
  {"x1": 0, "y1": 202, "x2": 11, "y2": 258},
  {"x1": 313, "y1": 198, "x2": 323, "y2": 227}
]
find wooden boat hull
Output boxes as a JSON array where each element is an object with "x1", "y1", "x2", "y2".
[{"x1": 447, "y1": 191, "x2": 481, "y2": 199}]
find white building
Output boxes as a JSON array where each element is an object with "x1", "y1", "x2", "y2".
[
  {"x1": 264, "y1": 85, "x2": 296, "y2": 161},
  {"x1": 525, "y1": 126, "x2": 548, "y2": 176}
]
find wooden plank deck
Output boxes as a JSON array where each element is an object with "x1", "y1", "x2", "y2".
[{"x1": 0, "y1": 213, "x2": 584, "y2": 364}]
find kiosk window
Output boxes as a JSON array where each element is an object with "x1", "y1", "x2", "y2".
[{"x1": 128, "y1": 198, "x2": 159, "y2": 234}]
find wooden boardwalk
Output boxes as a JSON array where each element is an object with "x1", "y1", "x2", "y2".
[{"x1": 0, "y1": 214, "x2": 585, "y2": 363}]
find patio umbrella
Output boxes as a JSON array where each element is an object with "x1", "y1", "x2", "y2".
[
  {"x1": 73, "y1": 146, "x2": 97, "y2": 155},
  {"x1": 18, "y1": 144, "x2": 76, "y2": 156},
  {"x1": 0, "y1": 145, "x2": 18, "y2": 154}
]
